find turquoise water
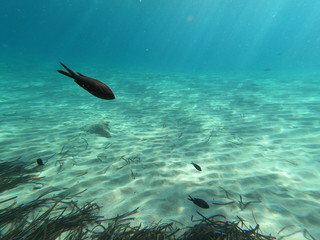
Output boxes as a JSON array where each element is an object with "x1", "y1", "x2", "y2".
[
  {"x1": 1, "y1": 1, "x2": 320, "y2": 72},
  {"x1": 1, "y1": 1, "x2": 320, "y2": 239}
]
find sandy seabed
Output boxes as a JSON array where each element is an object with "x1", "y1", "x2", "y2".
[{"x1": 1, "y1": 63, "x2": 320, "y2": 239}]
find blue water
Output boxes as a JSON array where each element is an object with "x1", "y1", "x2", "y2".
[
  {"x1": 1, "y1": 1, "x2": 320, "y2": 239},
  {"x1": 1, "y1": 1, "x2": 320, "y2": 73}
]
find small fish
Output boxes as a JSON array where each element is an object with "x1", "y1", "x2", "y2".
[
  {"x1": 188, "y1": 195, "x2": 210, "y2": 209},
  {"x1": 57, "y1": 62, "x2": 115, "y2": 100},
  {"x1": 191, "y1": 162, "x2": 201, "y2": 171},
  {"x1": 36, "y1": 158, "x2": 44, "y2": 166}
]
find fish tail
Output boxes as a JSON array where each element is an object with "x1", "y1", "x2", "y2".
[
  {"x1": 58, "y1": 62, "x2": 77, "y2": 77},
  {"x1": 57, "y1": 70, "x2": 72, "y2": 78}
]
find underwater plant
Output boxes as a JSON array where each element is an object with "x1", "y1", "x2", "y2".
[
  {"x1": 179, "y1": 212, "x2": 276, "y2": 240},
  {"x1": 0, "y1": 160, "x2": 42, "y2": 194},
  {"x1": 0, "y1": 159, "x2": 278, "y2": 240},
  {"x1": 0, "y1": 198, "x2": 102, "y2": 240},
  {"x1": 91, "y1": 208, "x2": 178, "y2": 240},
  {"x1": 0, "y1": 196, "x2": 277, "y2": 240}
]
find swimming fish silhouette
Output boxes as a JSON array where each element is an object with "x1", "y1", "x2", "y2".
[
  {"x1": 188, "y1": 195, "x2": 210, "y2": 209},
  {"x1": 57, "y1": 62, "x2": 115, "y2": 100},
  {"x1": 36, "y1": 158, "x2": 44, "y2": 166},
  {"x1": 191, "y1": 162, "x2": 202, "y2": 171}
]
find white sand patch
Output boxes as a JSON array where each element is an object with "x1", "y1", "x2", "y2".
[{"x1": 1, "y1": 67, "x2": 320, "y2": 239}]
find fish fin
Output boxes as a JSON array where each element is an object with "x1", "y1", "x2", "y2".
[
  {"x1": 57, "y1": 70, "x2": 73, "y2": 78},
  {"x1": 77, "y1": 72, "x2": 86, "y2": 77},
  {"x1": 59, "y1": 62, "x2": 76, "y2": 77}
]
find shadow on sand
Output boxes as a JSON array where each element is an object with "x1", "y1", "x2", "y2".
[{"x1": 0, "y1": 160, "x2": 276, "y2": 240}]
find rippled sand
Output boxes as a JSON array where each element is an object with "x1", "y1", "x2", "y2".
[{"x1": 1, "y1": 63, "x2": 320, "y2": 239}]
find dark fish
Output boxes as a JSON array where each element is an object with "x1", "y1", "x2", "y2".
[
  {"x1": 57, "y1": 62, "x2": 115, "y2": 100},
  {"x1": 264, "y1": 68, "x2": 272, "y2": 71},
  {"x1": 36, "y1": 158, "x2": 44, "y2": 166},
  {"x1": 191, "y1": 162, "x2": 201, "y2": 171},
  {"x1": 188, "y1": 195, "x2": 210, "y2": 209}
]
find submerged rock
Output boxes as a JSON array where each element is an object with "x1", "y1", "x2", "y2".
[{"x1": 83, "y1": 120, "x2": 111, "y2": 138}]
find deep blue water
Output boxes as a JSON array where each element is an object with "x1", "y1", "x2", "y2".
[{"x1": 1, "y1": 0, "x2": 320, "y2": 73}]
